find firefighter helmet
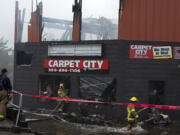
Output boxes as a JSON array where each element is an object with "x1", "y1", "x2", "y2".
[
  {"x1": 130, "y1": 97, "x2": 138, "y2": 102},
  {"x1": 59, "y1": 83, "x2": 64, "y2": 87}
]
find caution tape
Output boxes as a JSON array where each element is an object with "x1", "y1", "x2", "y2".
[{"x1": 9, "y1": 91, "x2": 180, "y2": 110}]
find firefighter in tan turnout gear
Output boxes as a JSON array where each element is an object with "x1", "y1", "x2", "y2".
[
  {"x1": 0, "y1": 69, "x2": 12, "y2": 121},
  {"x1": 57, "y1": 83, "x2": 68, "y2": 112}
]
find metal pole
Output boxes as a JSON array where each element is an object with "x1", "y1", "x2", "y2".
[{"x1": 15, "y1": 93, "x2": 23, "y2": 126}]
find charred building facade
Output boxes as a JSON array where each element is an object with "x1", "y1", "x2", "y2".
[
  {"x1": 14, "y1": 40, "x2": 180, "y2": 121},
  {"x1": 14, "y1": 0, "x2": 180, "y2": 122}
]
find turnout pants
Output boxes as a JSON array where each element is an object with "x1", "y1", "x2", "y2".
[
  {"x1": 58, "y1": 101, "x2": 65, "y2": 112},
  {"x1": 0, "y1": 90, "x2": 8, "y2": 120},
  {"x1": 128, "y1": 119, "x2": 137, "y2": 130}
]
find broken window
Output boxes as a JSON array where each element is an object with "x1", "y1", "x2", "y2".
[
  {"x1": 80, "y1": 76, "x2": 116, "y2": 102},
  {"x1": 38, "y1": 75, "x2": 70, "y2": 109},
  {"x1": 16, "y1": 51, "x2": 32, "y2": 66},
  {"x1": 39, "y1": 75, "x2": 70, "y2": 97},
  {"x1": 39, "y1": 77, "x2": 54, "y2": 97},
  {"x1": 79, "y1": 76, "x2": 116, "y2": 116}
]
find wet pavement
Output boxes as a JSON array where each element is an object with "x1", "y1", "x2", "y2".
[
  {"x1": 0, "y1": 132, "x2": 34, "y2": 135},
  {"x1": 28, "y1": 119, "x2": 180, "y2": 135},
  {"x1": 1, "y1": 115, "x2": 180, "y2": 135},
  {"x1": 0, "y1": 120, "x2": 35, "y2": 135}
]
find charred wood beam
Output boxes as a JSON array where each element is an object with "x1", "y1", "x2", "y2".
[
  {"x1": 72, "y1": 0, "x2": 82, "y2": 41},
  {"x1": 118, "y1": 0, "x2": 124, "y2": 40}
]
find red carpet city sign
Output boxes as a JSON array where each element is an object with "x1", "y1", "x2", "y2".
[
  {"x1": 130, "y1": 45, "x2": 173, "y2": 59},
  {"x1": 44, "y1": 59, "x2": 108, "y2": 73}
]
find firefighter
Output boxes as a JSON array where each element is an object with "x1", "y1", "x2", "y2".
[
  {"x1": 57, "y1": 83, "x2": 68, "y2": 112},
  {"x1": 0, "y1": 68, "x2": 12, "y2": 121},
  {"x1": 127, "y1": 97, "x2": 139, "y2": 130}
]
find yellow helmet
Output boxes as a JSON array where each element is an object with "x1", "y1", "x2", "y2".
[
  {"x1": 130, "y1": 97, "x2": 138, "y2": 102},
  {"x1": 59, "y1": 83, "x2": 64, "y2": 87}
]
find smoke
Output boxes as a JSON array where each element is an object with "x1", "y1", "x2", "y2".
[{"x1": 0, "y1": 0, "x2": 119, "y2": 44}]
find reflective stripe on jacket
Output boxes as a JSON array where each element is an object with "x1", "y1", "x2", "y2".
[
  {"x1": 57, "y1": 90, "x2": 66, "y2": 97},
  {"x1": 0, "y1": 114, "x2": 4, "y2": 119}
]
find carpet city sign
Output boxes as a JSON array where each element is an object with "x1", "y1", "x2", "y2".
[
  {"x1": 44, "y1": 59, "x2": 108, "y2": 73},
  {"x1": 130, "y1": 45, "x2": 173, "y2": 59}
]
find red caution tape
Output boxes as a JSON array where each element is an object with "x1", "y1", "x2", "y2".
[
  {"x1": 9, "y1": 92, "x2": 17, "y2": 95},
  {"x1": 9, "y1": 91, "x2": 180, "y2": 110}
]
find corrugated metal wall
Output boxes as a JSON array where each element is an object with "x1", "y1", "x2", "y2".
[{"x1": 118, "y1": 0, "x2": 180, "y2": 42}]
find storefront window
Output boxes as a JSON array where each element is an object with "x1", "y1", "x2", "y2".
[
  {"x1": 80, "y1": 76, "x2": 116, "y2": 102},
  {"x1": 38, "y1": 75, "x2": 70, "y2": 110},
  {"x1": 39, "y1": 75, "x2": 70, "y2": 97}
]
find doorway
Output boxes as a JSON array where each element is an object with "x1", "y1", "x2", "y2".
[{"x1": 148, "y1": 80, "x2": 165, "y2": 104}]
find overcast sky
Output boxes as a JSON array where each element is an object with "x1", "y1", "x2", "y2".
[{"x1": 0, "y1": 0, "x2": 119, "y2": 48}]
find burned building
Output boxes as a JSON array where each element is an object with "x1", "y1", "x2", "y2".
[
  {"x1": 14, "y1": 40, "x2": 180, "y2": 121},
  {"x1": 13, "y1": 0, "x2": 180, "y2": 121}
]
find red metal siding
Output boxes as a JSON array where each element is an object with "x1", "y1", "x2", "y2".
[
  {"x1": 28, "y1": 12, "x2": 40, "y2": 42},
  {"x1": 72, "y1": 12, "x2": 81, "y2": 41},
  {"x1": 118, "y1": 0, "x2": 180, "y2": 42}
]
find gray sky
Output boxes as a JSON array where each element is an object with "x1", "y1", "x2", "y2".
[{"x1": 0, "y1": 0, "x2": 119, "y2": 48}]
